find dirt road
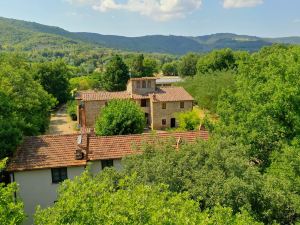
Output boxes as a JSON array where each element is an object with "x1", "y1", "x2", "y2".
[{"x1": 46, "y1": 105, "x2": 77, "y2": 135}]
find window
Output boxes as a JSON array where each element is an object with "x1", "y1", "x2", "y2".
[
  {"x1": 137, "y1": 81, "x2": 141, "y2": 88},
  {"x1": 51, "y1": 168, "x2": 67, "y2": 183},
  {"x1": 142, "y1": 80, "x2": 146, "y2": 88},
  {"x1": 147, "y1": 80, "x2": 152, "y2": 88},
  {"x1": 180, "y1": 101, "x2": 185, "y2": 109},
  {"x1": 141, "y1": 99, "x2": 147, "y2": 107},
  {"x1": 162, "y1": 119, "x2": 166, "y2": 126},
  {"x1": 162, "y1": 102, "x2": 166, "y2": 109},
  {"x1": 101, "y1": 160, "x2": 113, "y2": 170}
]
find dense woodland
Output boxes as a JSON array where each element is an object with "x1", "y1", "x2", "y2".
[
  {"x1": 2, "y1": 17, "x2": 300, "y2": 55},
  {"x1": 1, "y1": 43, "x2": 300, "y2": 224}
]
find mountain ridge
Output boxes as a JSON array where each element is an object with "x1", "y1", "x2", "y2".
[{"x1": 1, "y1": 16, "x2": 300, "y2": 55}]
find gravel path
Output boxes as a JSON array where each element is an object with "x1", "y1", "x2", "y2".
[{"x1": 46, "y1": 105, "x2": 77, "y2": 135}]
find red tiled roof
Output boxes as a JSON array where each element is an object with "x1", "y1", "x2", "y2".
[
  {"x1": 88, "y1": 131, "x2": 208, "y2": 161},
  {"x1": 77, "y1": 87, "x2": 194, "y2": 102},
  {"x1": 7, "y1": 131, "x2": 208, "y2": 172},
  {"x1": 152, "y1": 87, "x2": 194, "y2": 102},
  {"x1": 7, "y1": 134, "x2": 87, "y2": 172},
  {"x1": 77, "y1": 91, "x2": 130, "y2": 101}
]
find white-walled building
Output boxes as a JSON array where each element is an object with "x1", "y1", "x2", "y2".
[{"x1": 7, "y1": 130, "x2": 209, "y2": 224}]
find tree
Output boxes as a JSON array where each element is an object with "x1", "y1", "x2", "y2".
[
  {"x1": 162, "y1": 61, "x2": 178, "y2": 76},
  {"x1": 123, "y1": 136, "x2": 262, "y2": 215},
  {"x1": 130, "y1": 54, "x2": 145, "y2": 77},
  {"x1": 127, "y1": 54, "x2": 157, "y2": 77},
  {"x1": 216, "y1": 45, "x2": 300, "y2": 167},
  {"x1": 69, "y1": 73, "x2": 101, "y2": 91},
  {"x1": 179, "y1": 71, "x2": 235, "y2": 113},
  {"x1": 101, "y1": 55, "x2": 129, "y2": 91},
  {"x1": 34, "y1": 169, "x2": 261, "y2": 225},
  {"x1": 261, "y1": 146, "x2": 300, "y2": 224},
  {"x1": 0, "y1": 159, "x2": 25, "y2": 225},
  {"x1": 95, "y1": 100, "x2": 145, "y2": 136},
  {"x1": 0, "y1": 57, "x2": 56, "y2": 135},
  {"x1": 33, "y1": 60, "x2": 71, "y2": 104},
  {"x1": 178, "y1": 53, "x2": 199, "y2": 77},
  {"x1": 66, "y1": 100, "x2": 77, "y2": 121},
  {"x1": 143, "y1": 58, "x2": 158, "y2": 77},
  {"x1": 196, "y1": 49, "x2": 238, "y2": 74},
  {"x1": 0, "y1": 92, "x2": 23, "y2": 159},
  {"x1": 176, "y1": 110, "x2": 201, "y2": 131}
]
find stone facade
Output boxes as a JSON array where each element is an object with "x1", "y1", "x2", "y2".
[
  {"x1": 82, "y1": 100, "x2": 106, "y2": 128},
  {"x1": 151, "y1": 100, "x2": 193, "y2": 130},
  {"x1": 127, "y1": 78, "x2": 156, "y2": 94},
  {"x1": 77, "y1": 77, "x2": 194, "y2": 130}
]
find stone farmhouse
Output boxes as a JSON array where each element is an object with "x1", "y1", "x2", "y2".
[
  {"x1": 76, "y1": 77, "x2": 194, "y2": 130},
  {"x1": 7, "y1": 130, "x2": 208, "y2": 224}
]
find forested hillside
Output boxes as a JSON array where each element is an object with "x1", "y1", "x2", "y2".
[
  {"x1": 1, "y1": 15, "x2": 300, "y2": 224},
  {"x1": 1, "y1": 17, "x2": 300, "y2": 54}
]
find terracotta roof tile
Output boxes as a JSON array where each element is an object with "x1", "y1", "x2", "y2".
[
  {"x1": 77, "y1": 87, "x2": 194, "y2": 102},
  {"x1": 77, "y1": 91, "x2": 131, "y2": 101},
  {"x1": 88, "y1": 131, "x2": 208, "y2": 160},
  {"x1": 7, "y1": 134, "x2": 86, "y2": 172},
  {"x1": 7, "y1": 131, "x2": 208, "y2": 172},
  {"x1": 152, "y1": 87, "x2": 194, "y2": 102}
]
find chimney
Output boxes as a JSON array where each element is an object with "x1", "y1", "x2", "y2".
[
  {"x1": 77, "y1": 134, "x2": 82, "y2": 145},
  {"x1": 75, "y1": 132, "x2": 90, "y2": 160},
  {"x1": 90, "y1": 128, "x2": 95, "y2": 136},
  {"x1": 75, "y1": 134, "x2": 85, "y2": 160},
  {"x1": 75, "y1": 148, "x2": 84, "y2": 160}
]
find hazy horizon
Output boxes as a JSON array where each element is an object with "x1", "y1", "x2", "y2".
[{"x1": 0, "y1": 0, "x2": 299, "y2": 38}]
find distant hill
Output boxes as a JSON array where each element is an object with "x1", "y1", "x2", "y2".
[{"x1": 0, "y1": 17, "x2": 300, "y2": 55}]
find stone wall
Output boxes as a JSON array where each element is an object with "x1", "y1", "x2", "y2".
[
  {"x1": 134, "y1": 99, "x2": 151, "y2": 126},
  {"x1": 83, "y1": 99, "x2": 152, "y2": 128},
  {"x1": 79, "y1": 97, "x2": 193, "y2": 130},
  {"x1": 128, "y1": 80, "x2": 156, "y2": 95},
  {"x1": 151, "y1": 101, "x2": 193, "y2": 130},
  {"x1": 84, "y1": 100, "x2": 106, "y2": 128}
]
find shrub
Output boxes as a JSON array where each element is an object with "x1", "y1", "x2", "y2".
[
  {"x1": 95, "y1": 100, "x2": 145, "y2": 136},
  {"x1": 67, "y1": 101, "x2": 77, "y2": 121}
]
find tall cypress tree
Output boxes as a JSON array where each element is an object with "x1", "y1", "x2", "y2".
[{"x1": 102, "y1": 55, "x2": 129, "y2": 91}]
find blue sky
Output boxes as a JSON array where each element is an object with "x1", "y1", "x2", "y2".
[{"x1": 0, "y1": 0, "x2": 299, "y2": 37}]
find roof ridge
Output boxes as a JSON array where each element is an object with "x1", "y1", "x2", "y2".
[
  {"x1": 24, "y1": 133, "x2": 80, "y2": 138},
  {"x1": 8, "y1": 130, "x2": 208, "y2": 172},
  {"x1": 89, "y1": 130, "x2": 203, "y2": 139},
  {"x1": 159, "y1": 86, "x2": 184, "y2": 89},
  {"x1": 80, "y1": 90, "x2": 129, "y2": 94}
]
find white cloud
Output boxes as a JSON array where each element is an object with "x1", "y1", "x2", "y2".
[
  {"x1": 223, "y1": 0, "x2": 263, "y2": 9},
  {"x1": 293, "y1": 19, "x2": 300, "y2": 23},
  {"x1": 66, "y1": 0, "x2": 263, "y2": 20},
  {"x1": 67, "y1": 0, "x2": 203, "y2": 21}
]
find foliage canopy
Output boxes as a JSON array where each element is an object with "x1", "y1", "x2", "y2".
[
  {"x1": 101, "y1": 55, "x2": 129, "y2": 91},
  {"x1": 35, "y1": 169, "x2": 262, "y2": 225},
  {"x1": 0, "y1": 159, "x2": 25, "y2": 225},
  {"x1": 95, "y1": 99, "x2": 145, "y2": 136},
  {"x1": 217, "y1": 45, "x2": 300, "y2": 166}
]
